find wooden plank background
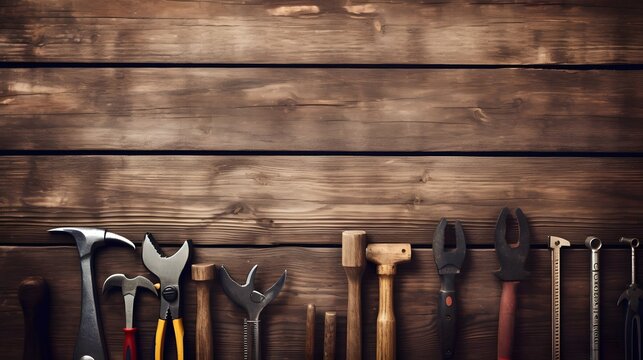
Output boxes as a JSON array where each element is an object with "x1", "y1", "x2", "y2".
[{"x1": 1, "y1": 0, "x2": 643, "y2": 359}]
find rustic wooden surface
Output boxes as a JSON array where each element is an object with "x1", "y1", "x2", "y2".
[
  {"x1": 0, "y1": 246, "x2": 641, "y2": 360},
  {"x1": 1, "y1": 156, "x2": 641, "y2": 246},
  {"x1": 1, "y1": 68, "x2": 642, "y2": 152},
  {"x1": 2, "y1": 0, "x2": 643, "y2": 359},
  {"x1": 1, "y1": 1, "x2": 643, "y2": 64}
]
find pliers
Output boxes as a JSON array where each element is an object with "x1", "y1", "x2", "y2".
[
  {"x1": 432, "y1": 218, "x2": 466, "y2": 359},
  {"x1": 142, "y1": 233, "x2": 191, "y2": 360}
]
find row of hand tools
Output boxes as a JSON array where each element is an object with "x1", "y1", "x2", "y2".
[{"x1": 16, "y1": 207, "x2": 641, "y2": 360}]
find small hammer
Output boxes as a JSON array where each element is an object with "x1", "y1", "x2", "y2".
[
  {"x1": 366, "y1": 243, "x2": 412, "y2": 360},
  {"x1": 103, "y1": 274, "x2": 158, "y2": 360}
]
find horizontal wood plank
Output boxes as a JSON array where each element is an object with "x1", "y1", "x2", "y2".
[
  {"x1": 0, "y1": 246, "x2": 639, "y2": 359},
  {"x1": 1, "y1": 68, "x2": 642, "y2": 152},
  {"x1": 1, "y1": 1, "x2": 642, "y2": 64},
  {"x1": 1, "y1": 156, "x2": 642, "y2": 246}
]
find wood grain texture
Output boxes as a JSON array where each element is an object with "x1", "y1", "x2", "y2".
[
  {"x1": 1, "y1": 1, "x2": 642, "y2": 64},
  {"x1": 0, "y1": 246, "x2": 640, "y2": 360},
  {"x1": 1, "y1": 68, "x2": 643, "y2": 152},
  {"x1": 1, "y1": 155, "x2": 642, "y2": 245}
]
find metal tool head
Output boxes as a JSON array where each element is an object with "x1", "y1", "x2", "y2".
[
  {"x1": 621, "y1": 237, "x2": 640, "y2": 250},
  {"x1": 432, "y1": 218, "x2": 466, "y2": 275},
  {"x1": 618, "y1": 284, "x2": 643, "y2": 313},
  {"x1": 494, "y1": 207, "x2": 530, "y2": 281},
  {"x1": 48, "y1": 227, "x2": 135, "y2": 257},
  {"x1": 102, "y1": 274, "x2": 157, "y2": 298},
  {"x1": 141, "y1": 233, "x2": 191, "y2": 320},
  {"x1": 585, "y1": 236, "x2": 602, "y2": 252},
  {"x1": 103, "y1": 274, "x2": 158, "y2": 328},
  {"x1": 219, "y1": 264, "x2": 287, "y2": 321},
  {"x1": 548, "y1": 236, "x2": 570, "y2": 250}
]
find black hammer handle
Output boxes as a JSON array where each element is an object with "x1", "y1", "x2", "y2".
[{"x1": 19, "y1": 276, "x2": 50, "y2": 360}]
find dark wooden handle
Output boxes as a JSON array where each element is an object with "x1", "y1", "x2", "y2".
[
  {"x1": 305, "y1": 304, "x2": 315, "y2": 360},
  {"x1": 497, "y1": 281, "x2": 519, "y2": 360},
  {"x1": 323, "y1": 312, "x2": 336, "y2": 360},
  {"x1": 18, "y1": 276, "x2": 49, "y2": 360},
  {"x1": 192, "y1": 264, "x2": 215, "y2": 360}
]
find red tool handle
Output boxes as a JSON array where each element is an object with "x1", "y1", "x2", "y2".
[
  {"x1": 123, "y1": 328, "x2": 137, "y2": 360},
  {"x1": 497, "y1": 281, "x2": 519, "y2": 360}
]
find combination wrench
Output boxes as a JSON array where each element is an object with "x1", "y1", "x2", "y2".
[{"x1": 586, "y1": 236, "x2": 602, "y2": 360}]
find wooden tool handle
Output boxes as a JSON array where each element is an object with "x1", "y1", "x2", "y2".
[
  {"x1": 192, "y1": 263, "x2": 215, "y2": 360},
  {"x1": 497, "y1": 281, "x2": 519, "y2": 360},
  {"x1": 305, "y1": 304, "x2": 316, "y2": 360},
  {"x1": 376, "y1": 273, "x2": 396, "y2": 360},
  {"x1": 323, "y1": 312, "x2": 337, "y2": 360},
  {"x1": 18, "y1": 276, "x2": 50, "y2": 360},
  {"x1": 342, "y1": 230, "x2": 366, "y2": 360}
]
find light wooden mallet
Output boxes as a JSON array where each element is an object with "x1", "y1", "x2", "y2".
[
  {"x1": 366, "y1": 243, "x2": 412, "y2": 360},
  {"x1": 192, "y1": 263, "x2": 215, "y2": 360},
  {"x1": 342, "y1": 230, "x2": 366, "y2": 360}
]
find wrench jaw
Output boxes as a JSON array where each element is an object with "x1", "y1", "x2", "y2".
[
  {"x1": 494, "y1": 208, "x2": 530, "y2": 282},
  {"x1": 432, "y1": 218, "x2": 466, "y2": 275},
  {"x1": 219, "y1": 265, "x2": 287, "y2": 321}
]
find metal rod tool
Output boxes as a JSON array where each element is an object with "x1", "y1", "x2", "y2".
[
  {"x1": 586, "y1": 236, "x2": 602, "y2": 360},
  {"x1": 548, "y1": 236, "x2": 570, "y2": 360}
]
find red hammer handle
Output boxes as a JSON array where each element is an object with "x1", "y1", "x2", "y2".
[
  {"x1": 123, "y1": 328, "x2": 137, "y2": 360},
  {"x1": 497, "y1": 281, "x2": 519, "y2": 360}
]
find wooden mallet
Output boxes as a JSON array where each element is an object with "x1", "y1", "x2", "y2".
[
  {"x1": 342, "y1": 230, "x2": 366, "y2": 360},
  {"x1": 192, "y1": 263, "x2": 215, "y2": 360},
  {"x1": 366, "y1": 243, "x2": 412, "y2": 360}
]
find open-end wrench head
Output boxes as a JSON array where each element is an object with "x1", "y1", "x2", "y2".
[
  {"x1": 142, "y1": 233, "x2": 190, "y2": 319},
  {"x1": 432, "y1": 218, "x2": 466, "y2": 274},
  {"x1": 219, "y1": 265, "x2": 287, "y2": 320},
  {"x1": 494, "y1": 208, "x2": 530, "y2": 281},
  {"x1": 49, "y1": 227, "x2": 135, "y2": 257},
  {"x1": 548, "y1": 236, "x2": 570, "y2": 249}
]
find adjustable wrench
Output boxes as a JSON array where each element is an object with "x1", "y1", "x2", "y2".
[
  {"x1": 586, "y1": 236, "x2": 602, "y2": 360},
  {"x1": 548, "y1": 236, "x2": 570, "y2": 360},
  {"x1": 219, "y1": 265, "x2": 287, "y2": 360}
]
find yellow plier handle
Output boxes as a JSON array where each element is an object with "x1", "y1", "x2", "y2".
[{"x1": 154, "y1": 318, "x2": 185, "y2": 360}]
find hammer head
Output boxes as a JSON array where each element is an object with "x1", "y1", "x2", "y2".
[
  {"x1": 366, "y1": 243, "x2": 412, "y2": 266},
  {"x1": 548, "y1": 236, "x2": 570, "y2": 250},
  {"x1": 102, "y1": 274, "x2": 157, "y2": 298},
  {"x1": 48, "y1": 227, "x2": 135, "y2": 257}
]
